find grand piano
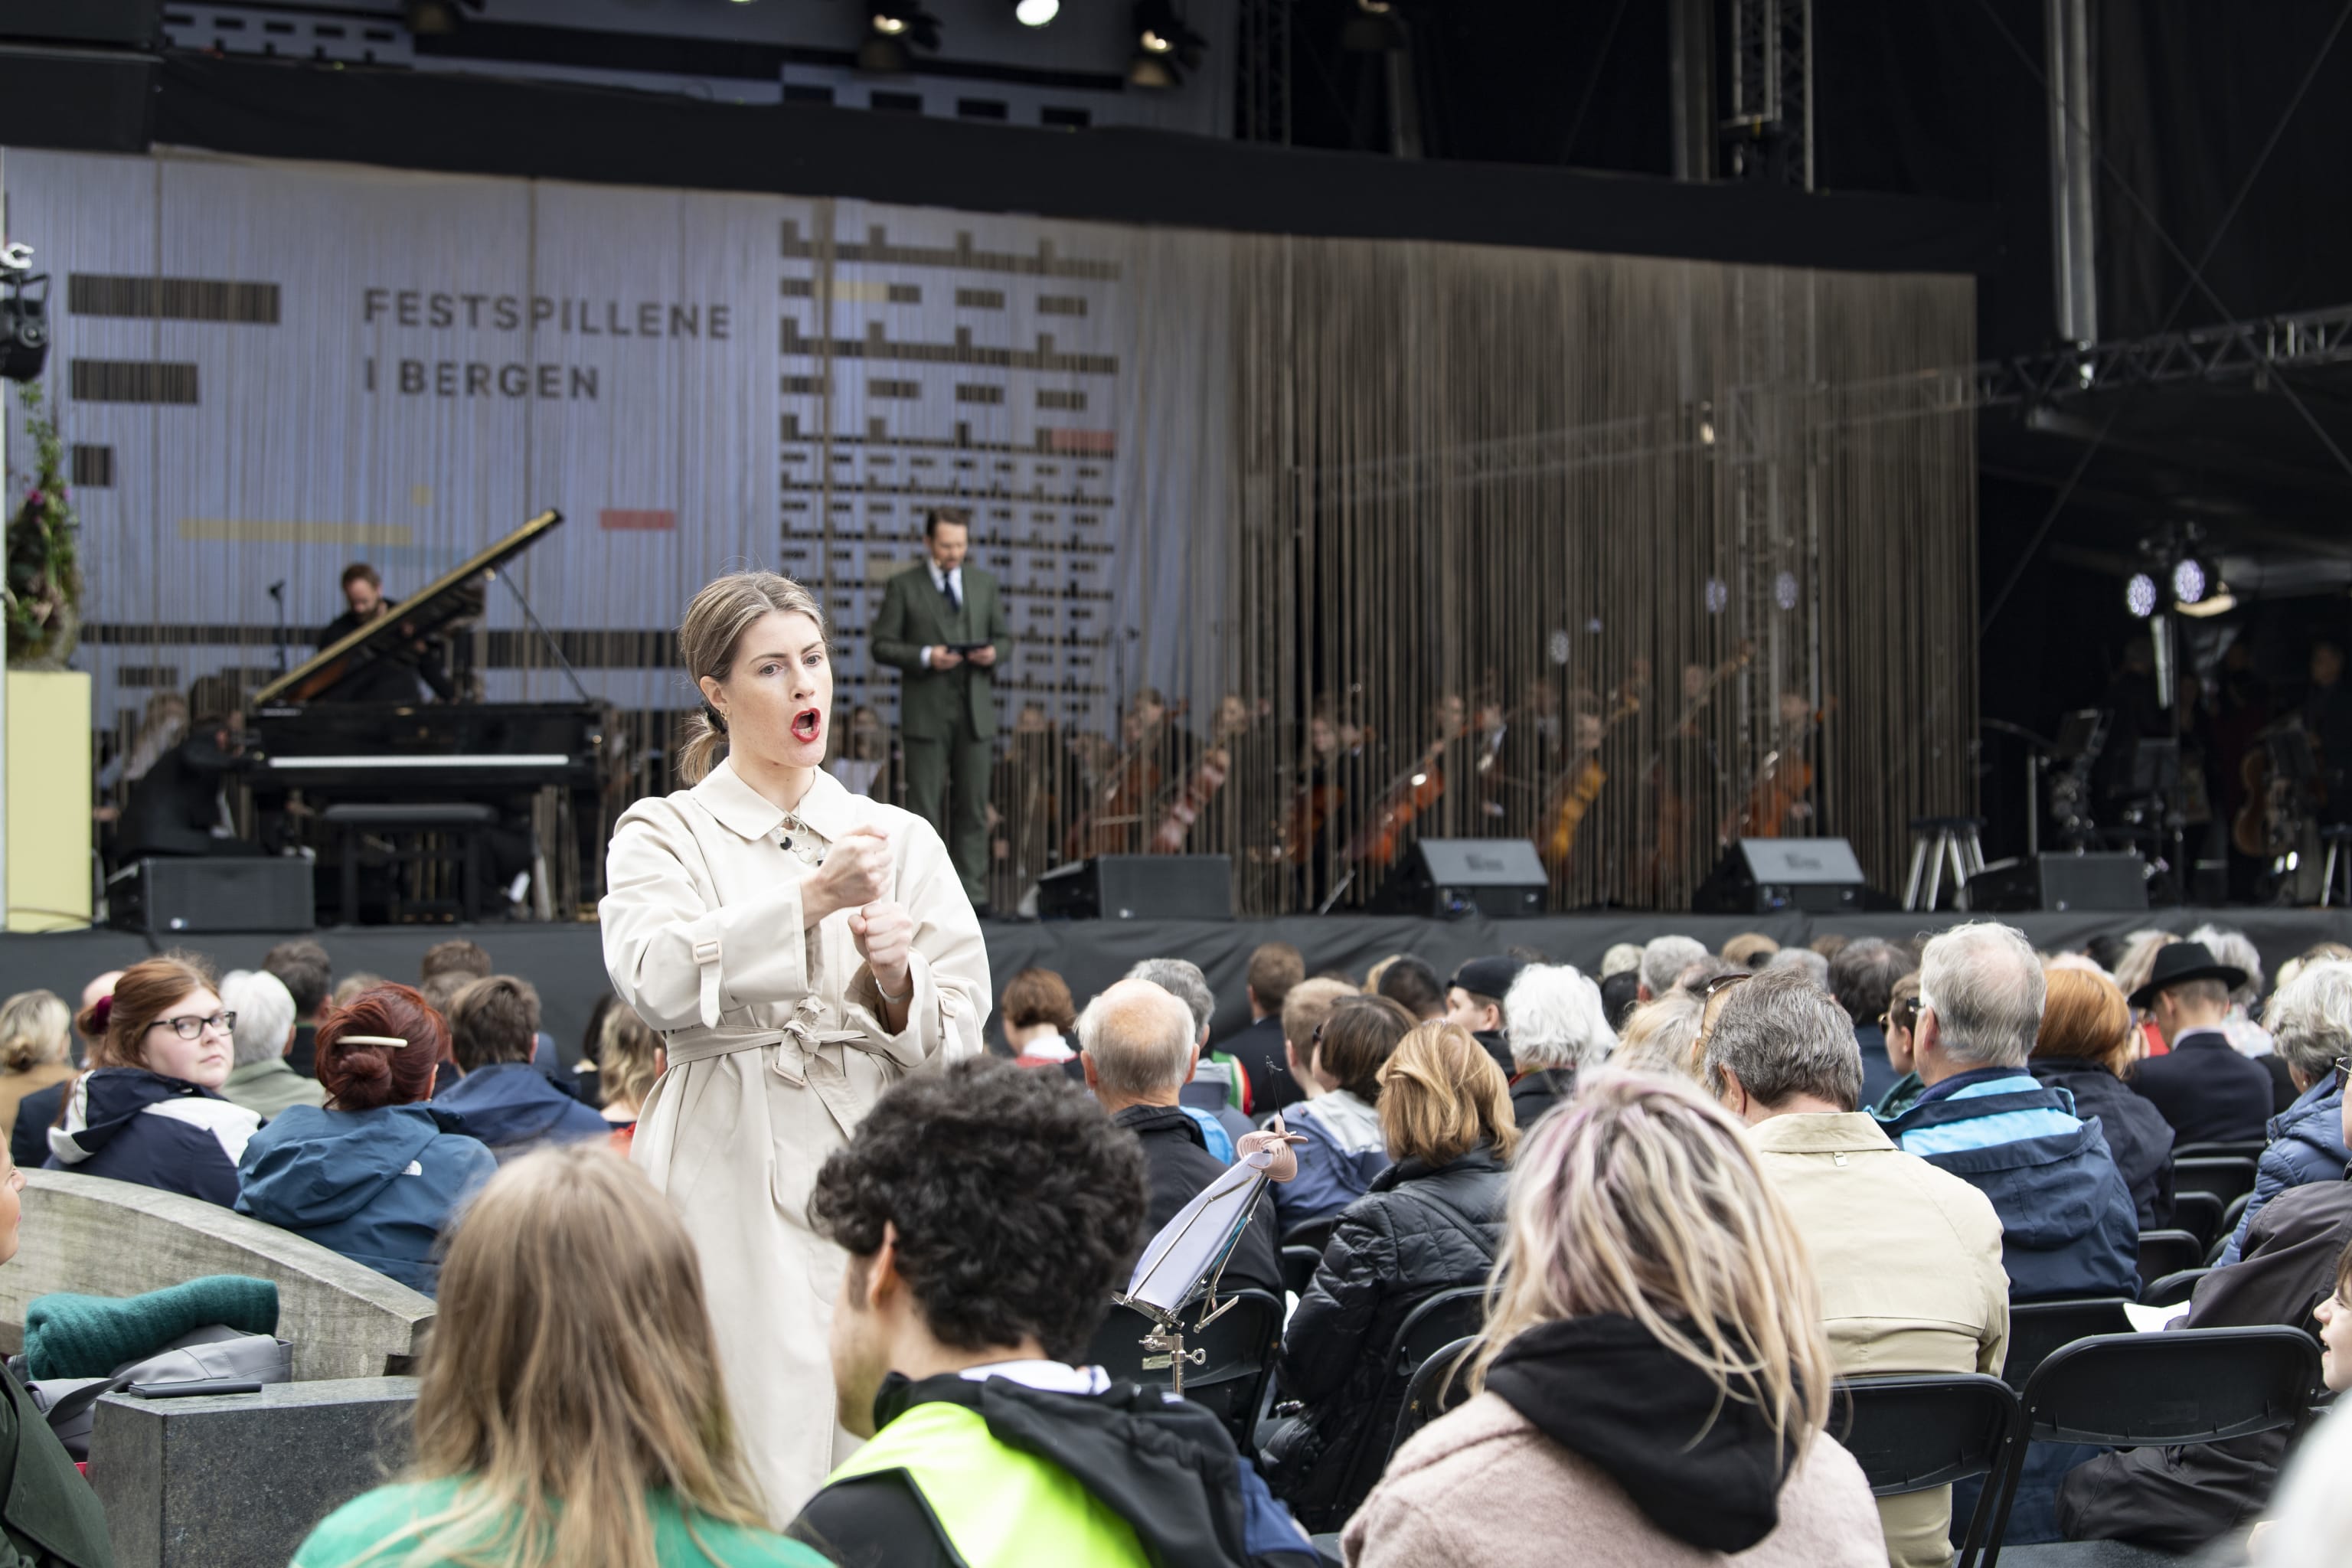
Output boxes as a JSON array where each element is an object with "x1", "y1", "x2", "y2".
[{"x1": 241, "y1": 510, "x2": 619, "y2": 919}]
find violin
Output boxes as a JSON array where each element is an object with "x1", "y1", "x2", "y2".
[
  {"x1": 1345, "y1": 724, "x2": 1463, "y2": 872},
  {"x1": 1065, "y1": 699, "x2": 1188, "y2": 860},
  {"x1": 1151, "y1": 746, "x2": 1230, "y2": 852}
]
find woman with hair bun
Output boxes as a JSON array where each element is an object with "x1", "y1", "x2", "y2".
[{"x1": 236, "y1": 984, "x2": 495, "y2": 1295}]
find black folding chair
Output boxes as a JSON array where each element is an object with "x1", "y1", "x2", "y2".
[
  {"x1": 1281, "y1": 1245, "x2": 1323, "y2": 1299},
  {"x1": 2170, "y1": 1156, "x2": 2256, "y2": 1207},
  {"x1": 1984, "y1": 1327, "x2": 2323, "y2": 1566},
  {"x1": 2171, "y1": 1190, "x2": 2224, "y2": 1250},
  {"x1": 1282, "y1": 1216, "x2": 1338, "y2": 1254},
  {"x1": 2134, "y1": 1229, "x2": 2203, "y2": 1289},
  {"x1": 2000, "y1": 1298, "x2": 2133, "y2": 1390},
  {"x1": 2220, "y1": 1190, "x2": 2253, "y2": 1236},
  {"x1": 1831, "y1": 1374, "x2": 2020, "y2": 1568},
  {"x1": 2172, "y1": 1139, "x2": 2264, "y2": 1162},
  {"x1": 2139, "y1": 1268, "x2": 2209, "y2": 1309},
  {"x1": 1387, "y1": 1332, "x2": 1478, "y2": 1457},
  {"x1": 1089, "y1": 1288, "x2": 1285, "y2": 1454},
  {"x1": 1321, "y1": 1285, "x2": 1491, "y2": 1522}
]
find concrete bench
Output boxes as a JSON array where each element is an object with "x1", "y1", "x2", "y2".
[
  {"x1": 90, "y1": 1377, "x2": 417, "y2": 1568},
  {"x1": 0, "y1": 1170, "x2": 435, "y2": 1380}
]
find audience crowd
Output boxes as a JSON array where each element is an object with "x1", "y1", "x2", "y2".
[{"x1": 9, "y1": 914, "x2": 2352, "y2": 1566}]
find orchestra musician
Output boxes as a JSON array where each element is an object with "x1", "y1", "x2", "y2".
[
  {"x1": 313, "y1": 563, "x2": 455, "y2": 703},
  {"x1": 870, "y1": 507, "x2": 1012, "y2": 911}
]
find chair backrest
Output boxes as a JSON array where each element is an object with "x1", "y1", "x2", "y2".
[
  {"x1": 2220, "y1": 1190, "x2": 2254, "y2": 1235},
  {"x1": 1280, "y1": 1216, "x2": 1337, "y2": 1253},
  {"x1": 1390, "y1": 1285, "x2": 1490, "y2": 1377},
  {"x1": 1087, "y1": 1288, "x2": 1284, "y2": 1452},
  {"x1": 2171, "y1": 1156, "x2": 2258, "y2": 1205},
  {"x1": 1387, "y1": 1334, "x2": 1478, "y2": 1457},
  {"x1": 2135, "y1": 1228, "x2": 2204, "y2": 1286},
  {"x1": 1279, "y1": 1245, "x2": 1321, "y2": 1300},
  {"x1": 2171, "y1": 1190, "x2": 2226, "y2": 1250},
  {"x1": 2141, "y1": 1268, "x2": 2210, "y2": 1309},
  {"x1": 1831, "y1": 1373, "x2": 2019, "y2": 1568},
  {"x1": 2173, "y1": 1139, "x2": 2265, "y2": 1162},
  {"x1": 0, "y1": 1170, "x2": 434, "y2": 1380},
  {"x1": 2000, "y1": 1297, "x2": 2133, "y2": 1388}
]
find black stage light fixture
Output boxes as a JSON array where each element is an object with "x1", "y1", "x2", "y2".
[
  {"x1": 0, "y1": 272, "x2": 51, "y2": 385},
  {"x1": 1129, "y1": 0, "x2": 1206, "y2": 88},
  {"x1": 860, "y1": 1, "x2": 941, "y2": 73},
  {"x1": 2171, "y1": 555, "x2": 2209, "y2": 607},
  {"x1": 1341, "y1": 0, "x2": 1406, "y2": 51},
  {"x1": 2124, "y1": 571, "x2": 2158, "y2": 619}
]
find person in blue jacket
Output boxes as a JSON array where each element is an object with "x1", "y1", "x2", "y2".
[
  {"x1": 2220, "y1": 959, "x2": 2352, "y2": 1265},
  {"x1": 48, "y1": 952, "x2": 260, "y2": 1207},
  {"x1": 433, "y1": 976, "x2": 609, "y2": 1161},
  {"x1": 1272, "y1": 996, "x2": 1414, "y2": 1234},
  {"x1": 237, "y1": 984, "x2": 495, "y2": 1296}
]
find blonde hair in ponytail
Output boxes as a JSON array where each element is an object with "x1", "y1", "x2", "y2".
[{"x1": 675, "y1": 572, "x2": 827, "y2": 786}]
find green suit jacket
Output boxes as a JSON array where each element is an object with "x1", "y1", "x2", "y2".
[{"x1": 871, "y1": 562, "x2": 1013, "y2": 742}]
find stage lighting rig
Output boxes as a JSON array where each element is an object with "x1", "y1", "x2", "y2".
[
  {"x1": 2171, "y1": 555, "x2": 2208, "y2": 606},
  {"x1": 1129, "y1": 0, "x2": 1207, "y2": 89},
  {"x1": 0, "y1": 245, "x2": 47, "y2": 386},
  {"x1": 1013, "y1": 0, "x2": 1060, "y2": 25},
  {"x1": 2125, "y1": 572, "x2": 2158, "y2": 619},
  {"x1": 860, "y1": 2, "x2": 942, "y2": 73}
]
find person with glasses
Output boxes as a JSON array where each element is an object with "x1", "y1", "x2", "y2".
[
  {"x1": 1870, "y1": 975, "x2": 1928, "y2": 1119},
  {"x1": 50, "y1": 953, "x2": 259, "y2": 1207},
  {"x1": 2216, "y1": 960, "x2": 2352, "y2": 1265}
]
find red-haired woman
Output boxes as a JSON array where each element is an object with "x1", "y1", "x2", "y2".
[{"x1": 235, "y1": 985, "x2": 495, "y2": 1295}]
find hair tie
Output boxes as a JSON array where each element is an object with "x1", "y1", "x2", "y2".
[
  {"x1": 89, "y1": 996, "x2": 111, "y2": 1032},
  {"x1": 338, "y1": 1034, "x2": 409, "y2": 1048},
  {"x1": 702, "y1": 702, "x2": 730, "y2": 736}
]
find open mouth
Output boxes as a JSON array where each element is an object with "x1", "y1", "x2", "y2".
[{"x1": 792, "y1": 707, "x2": 823, "y2": 743}]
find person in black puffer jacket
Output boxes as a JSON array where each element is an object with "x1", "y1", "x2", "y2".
[
  {"x1": 1263, "y1": 1021, "x2": 1514, "y2": 1530},
  {"x1": 2029, "y1": 968, "x2": 2176, "y2": 1232}
]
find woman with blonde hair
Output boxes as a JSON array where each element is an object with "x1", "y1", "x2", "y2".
[
  {"x1": 601, "y1": 570, "x2": 986, "y2": 1517},
  {"x1": 292, "y1": 1144, "x2": 825, "y2": 1568},
  {"x1": 2030, "y1": 967, "x2": 2177, "y2": 1230},
  {"x1": 596, "y1": 1006, "x2": 665, "y2": 1153},
  {"x1": 0, "y1": 990, "x2": 74, "y2": 1140},
  {"x1": 1609, "y1": 987, "x2": 1706, "y2": 1082},
  {"x1": 1266, "y1": 1021, "x2": 1516, "y2": 1530},
  {"x1": 1344, "y1": 1070, "x2": 1883, "y2": 1566}
]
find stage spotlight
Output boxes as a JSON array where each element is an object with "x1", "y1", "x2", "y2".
[
  {"x1": 2125, "y1": 572, "x2": 2158, "y2": 619},
  {"x1": 1341, "y1": 0, "x2": 1406, "y2": 51},
  {"x1": 1129, "y1": 0, "x2": 1206, "y2": 88},
  {"x1": 1704, "y1": 577, "x2": 1729, "y2": 614},
  {"x1": 2171, "y1": 556, "x2": 2208, "y2": 606},
  {"x1": 1773, "y1": 570, "x2": 1799, "y2": 611},
  {"x1": 0, "y1": 270, "x2": 49, "y2": 385},
  {"x1": 1013, "y1": 0, "x2": 1060, "y2": 24},
  {"x1": 860, "y1": 2, "x2": 939, "y2": 72}
]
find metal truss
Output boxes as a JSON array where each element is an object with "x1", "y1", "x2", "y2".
[
  {"x1": 1723, "y1": 0, "x2": 1812, "y2": 188},
  {"x1": 1235, "y1": 0, "x2": 1292, "y2": 145}
]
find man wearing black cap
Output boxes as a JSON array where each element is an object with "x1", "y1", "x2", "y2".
[
  {"x1": 2128, "y1": 941, "x2": 2275, "y2": 1145},
  {"x1": 1446, "y1": 956, "x2": 1524, "y2": 1081}
]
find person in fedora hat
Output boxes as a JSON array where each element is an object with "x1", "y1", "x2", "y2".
[{"x1": 2128, "y1": 940, "x2": 2275, "y2": 1146}]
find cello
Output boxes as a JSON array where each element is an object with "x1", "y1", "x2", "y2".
[
  {"x1": 1064, "y1": 699, "x2": 1188, "y2": 860},
  {"x1": 1537, "y1": 691, "x2": 1642, "y2": 874},
  {"x1": 1344, "y1": 717, "x2": 1467, "y2": 873}
]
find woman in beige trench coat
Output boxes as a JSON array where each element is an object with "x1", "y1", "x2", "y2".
[{"x1": 600, "y1": 572, "x2": 987, "y2": 1521}]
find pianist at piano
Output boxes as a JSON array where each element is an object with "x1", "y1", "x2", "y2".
[{"x1": 312, "y1": 562, "x2": 456, "y2": 704}]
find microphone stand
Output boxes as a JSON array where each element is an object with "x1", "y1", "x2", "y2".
[{"x1": 266, "y1": 580, "x2": 289, "y2": 675}]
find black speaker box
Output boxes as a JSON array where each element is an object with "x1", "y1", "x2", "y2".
[
  {"x1": 1695, "y1": 838, "x2": 1869, "y2": 914},
  {"x1": 1035, "y1": 855, "x2": 1232, "y2": 920},
  {"x1": 1966, "y1": 852, "x2": 2148, "y2": 913},
  {"x1": 109, "y1": 856, "x2": 315, "y2": 935},
  {"x1": 1370, "y1": 838, "x2": 1547, "y2": 919}
]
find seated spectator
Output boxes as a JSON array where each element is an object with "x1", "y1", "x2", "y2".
[
  {"x1": 789, "y1": 1060, "x2": 1316, "y2": 1568},
  {"x1": 1077, "y1": 979, "x2": 1282, "y2": 1298},
  {"x1": 1596, "y1": 942, "x2": 1643, "y2": 982},
  {"x1": 237, "y1": 984, "x2": 496, "y2": 1296},
  {"x1": 1873, "y1": 975, "x2": 1926, "y2": 1118},
  {"x1": 596, "y1": 1005, "x2": 665, "y2": 1154},
  {"x1": 1129, "y1": 959, "x2": 1253, "y2": 1145},
  {"x1": 2056, "y1": 1116, "x2": 2352, "y2": 1553},
  {"x1": 1443, "y1": 956, "x2": 1523, "y2": 1081},
  {"x1": 1278, "y1": 977, "x2": 1357, "y2": 1104},
  {"x1": 1498, "y1": 965, "x2": 1611, "y2": 1129},
  {"x1": 2030, "y1": 968, "x2": 2176, "y2": 1231},
  {"x1": 417, "y1": 939, "x2": 491, "y2": 1018},
  {"x1": 14, "y1": 973, "x2": 121, "y2": 1174},
  {"x1": 1766, "y1": 946, "x2": 1831, "y2": 989},
  {"x1": 263, "y1": 937, "x2": 332, "y2": 1080},
  {"x1": 2190, "y1": 921, "x2": 2283, "y2": 1065},
  {"x1": 1720, "y1": 931, "x2": 1779, "y2": 968},
  {"x1": 435, "y1": 977, "x2": 608, "y2": 1161},
  {"x1": 1272, "y1": 996, "x2": 1413, "y2": 1231},
  {"x1": 2246, "y1": 1243, "x2": 2352, "y2": 1563},
  {"x1": 1374, "y1": 955, "x2": 1443, "y2": 1022},
  {"x1": 48, "y1": 952, "x2": 258, "y2": 1207},
  {"x1": 332, "y1": 971, "x2": 388, "y2": 1009},
  {"x1": 1811, "y1": 933, "x2": 1853, "y2": 962},
  {"x1": 1637, "y1": 934, "x2": 1707, "y2": 1002},
  {"x1": 1000, "y1": 967, "x2": 1077, "y2": 1069},
  {"x1": 1342, "y1": 1070, "x2": 1885, "y2": 1567},
  {"x1": 1599, "y1": 969, "x2": 1639, "y2": 1030},
  {"x1": 1266, "y1": 1021, "x2": 1514, "y2": 1530},
  {"x1": 2221, "y1": 960, "x2": 2352, "y2": 1263},
  {"x1": 1880, "y1": 923, "x2": 2138, "y2": 1300},
  {"x1": 2128, "y1": 941, "x2": 2275, "y2": 1145},
  {"x1": 217, "y1": 969, "x2": 327, "y2": 1120},
  {"x1": 1611, "y1": 987, "x2": 1705, "y2": 1080},
  {"x1": 1828, "y1": 937, "x2": 1911, "y2": 1109},
  {"x1": 293, "y1": 1143, "x2": 822, "y2": 1568},
  {"x1": 1217, "y1": 942, "x2": 1308, "y2": 1112},
  {"x1": 0, "y1": 1135, "x2": 113, "y2": 1566},
  {"x1": 0, "y1": 990, "x2": 74, "y2": 1142},
  {"x1": 1705, "y1": 969, "x2": 2007, "y2": 1568}
]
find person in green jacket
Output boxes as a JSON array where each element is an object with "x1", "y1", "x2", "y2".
[
  {"x1": 0, "y1": 1141, "x2": 114, "y2": 1568},
  {"x1": 292, "y1": 1144, "x2": 828, "y2": 1568}
]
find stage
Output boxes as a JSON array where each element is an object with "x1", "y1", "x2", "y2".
[{"x1": 6, "y1": 906, "x2": 2349, "y2": 1072}]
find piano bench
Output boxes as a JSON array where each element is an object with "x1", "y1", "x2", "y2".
[{"x1": 323, "y1": 803, "x2": 501, "y2": 926}]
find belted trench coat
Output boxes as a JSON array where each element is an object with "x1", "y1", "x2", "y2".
[{"x1": 601, "y1": 758, "x2": 988, "y2": 1519}]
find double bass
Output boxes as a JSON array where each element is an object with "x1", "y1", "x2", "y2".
[{"x1": 1537, "y1": 690, "x2": 1642, "y2": 874}]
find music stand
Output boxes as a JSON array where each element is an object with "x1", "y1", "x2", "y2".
[{"x1": 1116, "y1": 1143, "x2": 1278, "y2": 1395}]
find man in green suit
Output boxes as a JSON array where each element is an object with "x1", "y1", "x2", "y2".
[{"x1": 872, "y1": 507, "x2": 1013, "y2": 908}]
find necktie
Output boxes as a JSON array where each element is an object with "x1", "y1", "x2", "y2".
[{"x1": 939, "y1": 570, "x2": 961, "y2": 614}]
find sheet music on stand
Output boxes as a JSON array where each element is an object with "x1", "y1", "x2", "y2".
[{"x1": 1116, "y1": 1144, "x2": 1278, "y2": 1393}]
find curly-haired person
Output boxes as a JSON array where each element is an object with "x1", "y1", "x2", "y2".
[{"x1": 787, "y1": 1059, "x2": 1318, "y2": 1568}]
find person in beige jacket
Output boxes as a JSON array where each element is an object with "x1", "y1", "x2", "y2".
[
  {"x1": 1703, "y1": 968, "x2": 2011, "y2": 1568},
  {"x1": 1344, "y1": 1071, "x2": 1886, "y2": 1568},
  {"x1": 602, "y1": 572, "x2": 988, "y2": 1522}
]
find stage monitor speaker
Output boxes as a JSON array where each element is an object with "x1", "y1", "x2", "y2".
[
  {"x1": 109, "y1": 857, "x2": 315, "y2": 935},
  {"x1": 1034, "y1": 855, "x2": 1232, "y2": 921},
  {"x1": 1965, "y1": 852, "x2": 2148, "y2": 913},
  {"x1": 1694, "y1": 838, "x2": 1867, "y2": 914},
  {"x1": 1371, "y1": 838, "x2": 1546, "y2": 919}
]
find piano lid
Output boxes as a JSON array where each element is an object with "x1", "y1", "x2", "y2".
[{"x1": 250, "y1": 508, "x2": 564, "y2": 706}]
